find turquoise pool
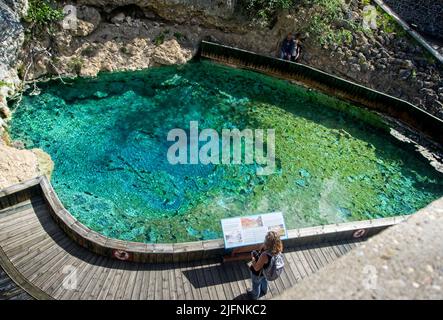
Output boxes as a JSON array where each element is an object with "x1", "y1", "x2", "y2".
[{"x1": 10, "y1": 61, "x2": 443, "y2": 243}]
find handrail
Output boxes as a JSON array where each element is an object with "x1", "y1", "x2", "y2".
[{"x1": 373, "y1": 0, "x2": 443, "y2": 65}]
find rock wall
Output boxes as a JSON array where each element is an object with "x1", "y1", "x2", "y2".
[
  {"x1": 0, "y1": 0, "x2": 26, "y2": 138},
  {"x1": 76, "y1": 0, "x2": 241, "y2": 31},
  {"x1": 383, "y1": 0, "x2": 443, "y2": 40},
  {"x1": 0, "y1": 144, "x2": 53, "y2": 190},
  {"x1": 0, "y1": 1, "x2": 25, "y2": 91},
  {"x1": 276, "y1": 197, "x2": 443, "y2": 300}
]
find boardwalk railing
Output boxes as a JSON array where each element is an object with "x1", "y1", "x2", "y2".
[
  {"x1": 0, "y1": 177, "x2": 409, "y2": 263},
  {"x1": 200, "y1": 41, "x2": 443, "y2": 144}
]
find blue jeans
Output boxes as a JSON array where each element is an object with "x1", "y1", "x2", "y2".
[
  {"x1": 250, "y1": 271, "x2": 268, "y2": 300},
  {"x1": 280, "y1": 50, "x2": 290, "y2": 60}
]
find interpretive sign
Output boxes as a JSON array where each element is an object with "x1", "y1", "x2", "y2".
[{"x1": 221, "y1": 212, "x2": 288, "y2": 249}]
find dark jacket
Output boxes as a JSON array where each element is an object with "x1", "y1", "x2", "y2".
[{"x1": 281, "y1": 38, "x2": 295, "y2": 55}]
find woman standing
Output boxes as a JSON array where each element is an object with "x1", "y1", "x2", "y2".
[
  {"x1": 247, "y1": 231, "x2": 284, "y2": 300},
  {"x1": 291, "y1": 33, "x2": 302, "y2": 62}
]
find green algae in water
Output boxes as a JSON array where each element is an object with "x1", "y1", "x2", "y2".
[{"x1": 9, "y1": 61, "x2": 443, "y2": 243}]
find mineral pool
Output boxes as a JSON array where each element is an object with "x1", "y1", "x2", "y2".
[{"x1": 10, "y1": 61, "x2": 443, "y2": 243}]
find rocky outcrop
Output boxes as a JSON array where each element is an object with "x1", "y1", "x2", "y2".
[
  {"x1": 45, "y1": 24, "x2": 193, "y2": 77},
  {"x1": 77, "y1": 0, "x2": 241, "y2": 31},
  {"x1": 152, "y1": 39, "x2": 192, "y2": 65},
  {"x1": 0, "y1": 144, "x2": 53, "y2": 190},
  {"x1": 3, "y1": 0, "x2": 28, "y2": 18},
  {"x1": 14, "y1": 0, "x2": 441, "y2": 119},
  {"x1": 73, "y1": 5, "x2": 101, "y2": 37}
]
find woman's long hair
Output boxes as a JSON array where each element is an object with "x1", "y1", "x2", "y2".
[{"x1": 264, "y1": 231, "x2": 283, "y2": 255}]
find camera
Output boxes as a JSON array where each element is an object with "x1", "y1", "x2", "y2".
[{"x1": 252, "y1": 250, "x2": 261, "y2": 261}]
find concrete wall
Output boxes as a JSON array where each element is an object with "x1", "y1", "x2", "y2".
[
  {"x1": 383, "y1": 0, "x2": 443, "y2": 40},
  {"x1": 276, "y1": 197, "x2": 443, "y2": 300}
]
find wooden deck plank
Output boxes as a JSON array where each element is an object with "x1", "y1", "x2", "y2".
[
  {"x1": 0, "y1": 195, "x2": 364, "y2": 301},
  {"x1": 63, "y1": 252, "x2": 100, "y2": 300},
  {"x1": 224, "y1": 261, "x2": 243, "y2": 299},
  {"x1": 301, "y1": 245, "x2": 322, "y2": 271},
  {"x1": 193, "y1": 260, "x2": 211, "y2": 300},
  {"x1": 329, "y1": 243, "x2": 343, "y2": 258},
  {"x1": 172, "y1": 261, "x2": 185, "y2": 300},
  {"x1": 0, "y1": 203, "x2": 47, "y2": 226},
  {"x1": 0, "y1": 198, "x2": 34, "y2": 215},
  {"x1": 8, "y1": 230, "x2": 66, "y2": 265},
  {"x1": 336, "y1": 243, "x2": 351, "y2": 256},
  {"x1": 209, "y1": 261, "x2": 227, "y2": 300},
  {"x1": 231, "y1": 261, "x2": 249, "y2": 298},
  {"x1": 310, "y1": 245, "x2": 328, "y2": 268},
  {"x1": 18, "y1": 236, "x2": 74, "y2": 281},
  {"x1": 146, "y1": 263, "x2": 157, "y2": 300},
  {"x1": 116, "y1": 262, "x2": 137, "y2": 300},
  {"x1": 131, "y1": 266, "x2": 146, "y2": 300},
  {"x1": 0, "y1": 215, "x2": 55, "y2": 246},
  {"x1": 161, "y1": 263, "x2": 171, "y2": 301},
  {"x1": 167, "y1": 263, "x2": 178, "y2": 300},
  {"x1": 298, "y1": 247, "x2": 316, "y2": 275},
  {"x1": 179, "y1": 261, "x2": 195, "y2": 300},
  {"x1": 154, "y1": 263, "x2": 163, "y2": 300},
  {"x1": 74, "y1": 256, "x2": 109, "y2": 300},
  {"x1": 138, "y1": 267, "x2": 151, "y2": 300},
  {"x1": 95, "y1": 259, "x2": 120, "y2": 300},
  {"x1": 282, "y1": 251, "x2": 300, "y2": 283},
  {"x1": 291, "y1": 248, "x2": 311, "y2": 278},
  {"x1": 216, "y1": 262, "x2": 234, "y2": 300},
  {"x1": 32, "y1": 240, "x2": 80, "y2": 289},
  {"x1": 285, "y1": 250, "x2": 304, "y2": 281},
  {"x1": 62, "y1": 252, "x2": 102, "y2": 300},
  {"x1": 200, "y1": 260, "x2": 218, "y2": 300},
  {"x1": 317, "y1": 245, "x2": 335, "y2": 265},
  {"x1": 0, "y1": 203, "x2": 49, "y2": 229},
  {"x1": 104, "y1": 260, "x2": 126, "y2": 300},
  {"x1": 123, "y1": 262, "x2": 139, "y2": 300}
]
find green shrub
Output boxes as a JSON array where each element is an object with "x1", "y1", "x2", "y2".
[
  {"x1": 24, "y1": 0, "x2": 64, "y2": 27},
  {"x1": 68, "y1": 57, "x2": 84, "y2": 75},
  {"x1": 304, "y1": 0, "x2": 360, "y2": 46},
  {"x1": 154, "y1": 33, "x2": 166, "y2": 46},
  {"x1": 242, "y1": 0, "x2": 295, "y2": 26},
  {"x1": 81, "y1": 46, "x2": 97, "y2": 57},
  {"x1": 173, "y1": 32, "x2": 185, "y2": 41},
  {"x1": 376, "y1": 9, "x2": 406, "y2": 36},
  {"x1": 120, "y1": 46, "x2": 130, "y2": 55},
  {"x1": 0, "y1": 81, "x2": 12, "y2": 88}
]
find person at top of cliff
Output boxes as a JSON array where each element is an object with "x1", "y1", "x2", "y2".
[
  {"x1": 279, "y1": 33, "x2": 294, "y2": 61},
  {"x1": 291, "y1": 33, "x2": 302, "y2": 62}
]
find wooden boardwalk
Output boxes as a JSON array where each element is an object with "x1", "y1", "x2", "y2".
[
  {"x1": 0, "y1": 196, "x2": 360, "y2": 300},
  {"x1": 0, "y1": 266, "x2": 32, "y2": 300}
]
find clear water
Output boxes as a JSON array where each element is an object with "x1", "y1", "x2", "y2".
[{"x1": 10, "y1": 61, "x2": 443, "y2": 243}]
